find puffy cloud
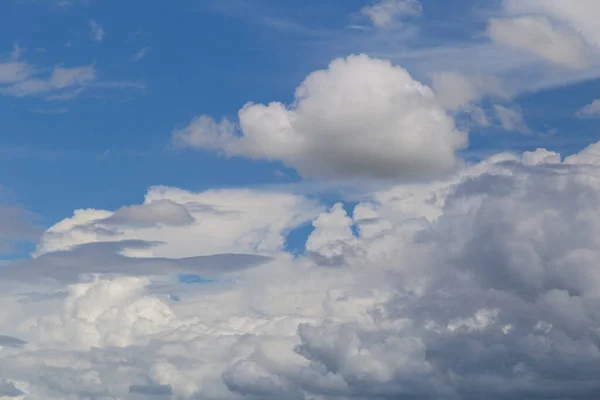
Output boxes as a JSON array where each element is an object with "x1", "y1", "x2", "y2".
[
  {"x1": 174, "y1": 55, "x2": 467, "y2": 179},
  {"x1": 34, "y1": 185, "x2": 323, "y2": 258},
  {"x1": 6, "y1": 142, "x2": 600, "y2": 398},
  {"x1": 487, "y1": 16, "x2": 589, "y2": 69},
  {"x1": 361, "y1": 0, "x2": 422, "y2": 29}
]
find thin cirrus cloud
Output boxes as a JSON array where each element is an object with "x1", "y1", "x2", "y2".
[
  {"x1": 89, "y1": 19, "x2": 105, "y2": 42},
  {"x1": 361, "y1": 0, "x2": 422, "y2": 29}
]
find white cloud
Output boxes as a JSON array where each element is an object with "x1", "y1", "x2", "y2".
[
  {"x1": 493, "y1": 104, "x2": 531, "y2": 133},
  {"x1": 577, "y1": 99, "x2": 600, "y2": 118},
  {"x1": 430, "y1": 71, "x2": 508, "y2": 110},
  {"x1": 361, "y1": 0, "x2": 422, "y2": 29},
  {"x1": 487, "y1": 16, "x2": 589, "y2": 69},
  {"x1": 174, "y1": 54, "x2": 467, "y2": 180},
  {"x1": 89, "y1": 20, "x2": 105, "y2": 42},
  {"x1": 34, "y1": 185, "x2": 323, "y2": 258},
  {"x1": 0, "y1": 65, "x2": 96, "y2": 98},
  {"x1": 5, "y1": 143, "x2": 600, "y2": 398},
  {"x1": 503, "y1": 0, "x2": 600, "y2": 47}
]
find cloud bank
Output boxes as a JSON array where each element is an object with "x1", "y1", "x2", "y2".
[{"x1": 2, "y1": 141, "x2": 600, "y2": 398}]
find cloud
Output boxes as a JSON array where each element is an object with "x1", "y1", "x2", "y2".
[
  {"x1": 3, "y1": 241, "x2": 269, "y2": 283},
  {"x1": 100, "y1": 200, "x2": 195, "y2": 228},
  {"x1": 0, "y1": 203, "x2": 40, "y2": 254},
  {"x1": 493, "y1": 104, "x2": 531, "y2": 134},
  {"x1": 5, "y1": 142, "x2": 600, "y2": 397},
  {"x1": 361, "y1": 0, "x2": 422, "y2": 29},
  {"x1": 174, "y1": 54, "x2": 467, "y2": 180},
  {"x1": 487, "y1": 16, "x2": 589, "y2": 69},
  {"x1": 34, "y1": 185, "x2": 323, "y2": 258},
  {"x1": 502, "y1": 0, "x2": 600, "y2": 47},
  {"x1": 1, "y1": 65, "x2": 96, "y2": 98},
  {"x1": 89, "y1": 20, "x2": 105, "y2": 42},
  {"x1": 430, "y1": 71, "x2": 508, "y2": 111},
  {"x1": 576, "y1": 99, "x2": 600, "y2": 118},
  {"x1": 130, "y1": 47, "x2": 150, "y2": 62}
]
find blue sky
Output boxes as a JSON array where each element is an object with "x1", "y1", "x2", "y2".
[{"x1": 2, "y1": 0, "x2": 600, "y2": 257}]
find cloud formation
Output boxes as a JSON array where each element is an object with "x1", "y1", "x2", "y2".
[
  {"x1": 174, "y1": 54, "x2": 467, "y2": 180},
  {"x1": 89, "y1": 20, "x2": 105, "y2": 42},
  {"x1": 2, "y1": 141, "x2": 600, "y2": 398},
  {"x1": 487, "y1": 16, "x2": 589, "y2": 69},
  {"x1": 361, "y1": 0, "x2": 422, "y2": 29},
  {"x1": 577, "y1": 99, "x2": 600, "y2": 118}
]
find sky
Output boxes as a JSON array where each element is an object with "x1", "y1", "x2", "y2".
[{"x1": 2, "y1": 0, "x2": 600, "y2": 399}]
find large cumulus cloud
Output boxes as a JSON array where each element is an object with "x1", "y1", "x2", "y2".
[
  {"x1": 3, "y1": 141, "x2": 600, "y2": 398},
  {"x1": 173, "y1": 54, "x2": 467, "y2": 180}
]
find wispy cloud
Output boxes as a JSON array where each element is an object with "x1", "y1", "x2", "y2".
[
  {"x1": 1, "y1": 65, "x2": 96, "y2": 98},
  {"x1": 361, "y1": 0, "x2": 422, "y2": 29},
  {"x1": 89, "y1": 20, "x2": 105, "y2": 42},
  {"x1": 29, "y1": 107, "x2": 70, "y2": 114},
  {"x1": 130, "y1": 47, "x2": 150, "y2": 62},
  {"x1": 576, "y1": 99, "x2": 600, "y2": 118},
  {"x1": 493, "y1": 104, "x2": 532, "y2": 134}
]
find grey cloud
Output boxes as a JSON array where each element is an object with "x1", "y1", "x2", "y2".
[
  {"x1": 0, "y1": 335, "x2": 26, "y2": 348},
  {"x1": 99, "y1": 199, "x2": 195, "y2": 228},
  {"x1": 3, "y1": 240, "x2": 270, "y2": 283},
  {"x1": 129, "y1": 384, "x2": 172, "y2": 396},
  {"x1": 0, "y1": 378, "x2": 22, "y2": 397}
]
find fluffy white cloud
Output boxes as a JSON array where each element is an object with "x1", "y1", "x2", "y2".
[
  {"x1": 487, "y1": 16, "x2": 589, "y2": 69},
  {"x1": 34, "y1": 185, "x2": 323, "y2": 258},
  {"x1": 174, "y1": 54, "x2": 467, "y2": 179},
  {"x1": 361, "y1": 0, "x2": 422, "y2": 29},
  {"x1": 10, "y1": 136, "x2": 600, "y2": 398}
]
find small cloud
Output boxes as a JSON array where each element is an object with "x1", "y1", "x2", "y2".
[
  {"x1": 46, "y1": 87, "x2": 85, "y2": 101},
  {"x1": 96, "y1": 149, "x2": 110, "y2": 161},
  {"x1": 347, "y1": 25, "x2": 371, "y2": 31},
  {"x1": 493, "y1": 104, "x2": 531, "y2": 134},
  {"x1": 89, "y1": 20, "x2": 105, "y2": 42},
  {"x1": 130, "y1": 47, "x2": 150, "y2": 62},
  {"x1": 30, "y1": 108, "x2": 69, "y2": 114},
  {"x1": 361, "y1": 0, "x2": 422, "y2": 29},
  {"x1": 10, "y1": 44, "x2": 23, "y2": 61},
  {"x1": 576, "y1": 99, "x2": 600, "y2": 118},
  {"x1": 2, "y1": 65, "x2": 96, "y2": 98},
  {"x1": 64, "y1": 41, "x2": 72, "y2": 48}
]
